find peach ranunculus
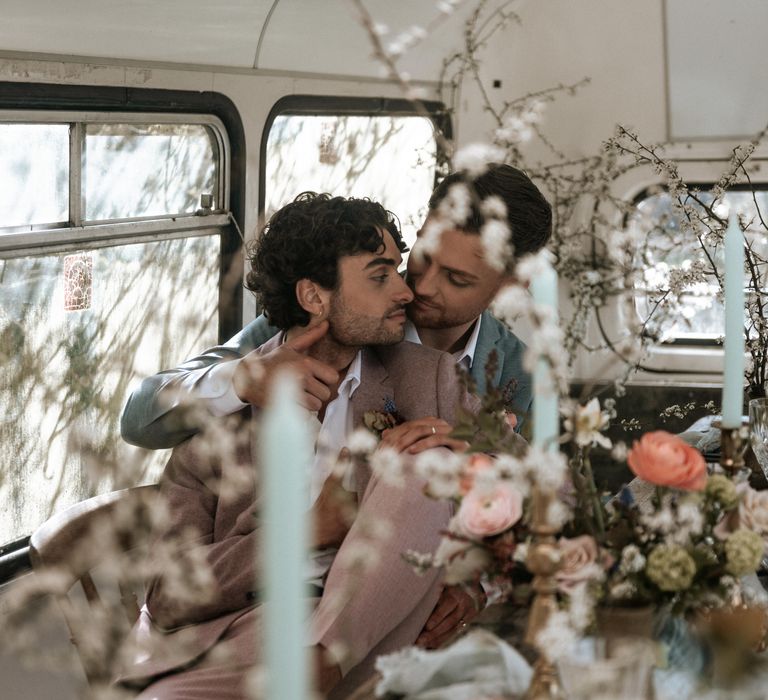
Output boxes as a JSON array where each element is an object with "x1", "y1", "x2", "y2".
[
  {"x1": 626, "y1": 430, "x2": 707, "y2": 491},
  {"x1": 459, "y1": 453, "x2": 494, "y2": 496},
  {"x1": 456, "y1": 483, "x2": 523, "y2": 538},
  {"x1": 556, "y1": 535, "x2": 610, "y2": 592}
]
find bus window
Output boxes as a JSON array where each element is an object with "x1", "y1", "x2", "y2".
[
  {"x1": 631, "y1": 188, "x2": 768, "y2": 343},
  {"x1": 265, "y1": 112, "x2": 438, "y2": 255},
  {"x1": 84, "y1": 123, "x2": 217, "y2": 221},
  {"x1": 1, "y1": 123, "x2": 69, "y2": 229},
  {"x1": 0, "y1": 113, "x2": 231, "y2": 548}
]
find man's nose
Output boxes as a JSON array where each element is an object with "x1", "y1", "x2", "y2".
[
  {"x1": 412, "y1": 264, "x2": 437, "y2": 298},
  {"x1": 394, "y1": 274, "x2": 414, "y2": 304}
]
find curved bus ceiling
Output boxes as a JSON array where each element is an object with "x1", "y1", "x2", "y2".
[{"x1": 0, "y1": 0, "x2": 486, "y2": 81}]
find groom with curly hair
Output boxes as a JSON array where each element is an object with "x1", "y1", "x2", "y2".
[{"x1": 118, "y1": 193, "x2": 516, "y2": 699}]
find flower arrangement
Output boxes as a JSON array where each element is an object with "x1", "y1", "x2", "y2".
[
  {"x1": 404, "y1": 354, "x2": 569, "y2": 593},
  {"x1": 409, "y1": 372, "x2": 768, "y2": 632},
  {"x1": 557, "y1": 400, "x2": 768, "y2": 618}
]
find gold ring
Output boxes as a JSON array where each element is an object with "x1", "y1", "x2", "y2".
[{"x1": 431, "y1": 426, "x2": 437, "y2": 435}]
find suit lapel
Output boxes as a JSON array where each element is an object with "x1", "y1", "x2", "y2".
[
  {"x1": 350, "y1": 348, "x2": 395, "y2": 498},
  {"x1": 350, "y1": 347, "x2": 394, "y2": 428},
  {"x1": 470, "y1": 312, "x2": 503, "y2": 395}
]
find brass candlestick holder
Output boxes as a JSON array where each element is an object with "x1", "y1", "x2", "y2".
[
  {"x1": 716, "y1": 419, "x2": 750, "y2": 479},
  {"x1": 524, "y1": 486, "x2": 564, "y2": 700}
]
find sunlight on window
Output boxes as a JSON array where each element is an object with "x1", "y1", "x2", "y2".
[
  {"x1": 632, "y1": 189, "x2": 768, "y2": 341},
  {"x1": 0, "y1": 124, "x2": 69, "y2": 229},
  {"x1": 265, "y1": 114, "x2": 437, "y2": 256},
  {"x1": 84, "y1": 123, "x2": 217, "y2": 221},
  {"x1": 0, "y1": 236, "x2": 220, "y2": 544}
]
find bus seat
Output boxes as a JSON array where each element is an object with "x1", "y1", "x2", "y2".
[{"x1": 28, "y1": 484, "x2": 161, "y2": 686}]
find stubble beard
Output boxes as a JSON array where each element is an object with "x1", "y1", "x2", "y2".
[{"x1": 328, "y1": 294, "x2": 405, "y2": 347}]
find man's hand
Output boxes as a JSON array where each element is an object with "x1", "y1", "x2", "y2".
[
  {"x1": 380, "y1": 417, "x2": 469, "y2": 454},
  {"x1": 313, "y1": 645, "x2": 342, "y2": 696},
  {"x1": 312, "y1": 470, "x2": 357, "y2": 550},
  {"x1": 415, "y1": 583, "x2": 486, "y2": 649},
  {"x1": 232, "y1": 321, "x2": 339, "y2": 411}
]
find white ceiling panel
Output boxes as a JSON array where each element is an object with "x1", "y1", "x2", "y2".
[
  {"x1": 0, "y1": 0, "x2": 272, "y2": 67},
  {"x1": 257, "y1": 0, "x2": 481, "y2": 80},
  {"x1": 666, "y1": 0, "x2": 768, "y2": 139},
  {"x1": 0, "y1": 0, "x2": 503, "y2": 80}
]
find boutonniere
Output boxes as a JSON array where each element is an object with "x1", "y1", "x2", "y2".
[
  {"x1": 501, "y1": 377, "x2": 519, "y2": 412},
  {"x1": 363, "y1": 397, "x2": 405, "y2": 438}
]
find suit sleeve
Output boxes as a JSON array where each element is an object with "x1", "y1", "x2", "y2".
[
  {"x1": 144, "y1": 431, "x2": 261, "y2": 630},
  {"x1": 120, "y1": 315, "x2": 279, "y2": 449},
  {"x1": 499, "y1": 340, "x2": 532, "y2": 431}
]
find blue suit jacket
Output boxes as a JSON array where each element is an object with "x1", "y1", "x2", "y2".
[{"x1": 121, "y1": 311, "x2": 530, "y2": 449}]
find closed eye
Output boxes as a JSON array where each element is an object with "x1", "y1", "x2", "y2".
[{"x1": 447, "y1": 272, "x2": 473, "y2": 288}]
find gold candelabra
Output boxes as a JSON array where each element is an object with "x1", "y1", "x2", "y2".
[
  {"x1": 524, "y1": 487, "x2": 564, "y2": 700},
  {"x1": 717, "y1": 421, "x2": 749, "y2": 478}
]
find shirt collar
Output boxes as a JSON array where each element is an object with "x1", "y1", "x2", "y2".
[
  {"x1": 454, "y1": 315, "x2": 482, "y2": 368},
  {"x1": 403, "y1": 317, "x2": 482, "y2": 368},
  {"x1": 404, "y1": 320, "x2": 421, "y2": 344},
  {"x1": 338, "y1": 350, "x2": 362, "y2": 399}
]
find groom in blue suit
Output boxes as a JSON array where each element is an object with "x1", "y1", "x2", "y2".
[{"x1": 121, "y1": 163, "x2": 552, "y2": 452}]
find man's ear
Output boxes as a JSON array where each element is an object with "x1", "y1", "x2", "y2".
[{"x1": 296, "y1": 279, "x2": 331, "y2": 319}]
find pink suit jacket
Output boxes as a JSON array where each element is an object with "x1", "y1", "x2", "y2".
[{"x1": 117, "y1": 338, "x2": 492, "y2": 695}]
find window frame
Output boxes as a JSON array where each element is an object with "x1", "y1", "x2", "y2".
[
  {"x1": 629, "y1": 182, "x2": 768, "y2": 347},
  {"x1": 0, "y1": 81, "x2": 246, "y2": 580},
  {"x1": 0, "y1": 80, "x2": 246, "y2": 341},
  {"x1": 0, "y1": 111, "x2": 229, "y2": 236},
  {"x1": 589, "y1": 144, "x2": 768, "y2": 384}
]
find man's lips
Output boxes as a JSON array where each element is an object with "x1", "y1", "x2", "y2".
[
  {"x1": 386, "y1": 309, "x2": 407, "y2": 320},
  {"x1": 411, "y1": 296, "x2": 439, "y2": 311}
]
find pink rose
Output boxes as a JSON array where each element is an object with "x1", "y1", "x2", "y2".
[
  {"x1": 556, "y1": 535, "x2": 606, "y2": 592},
  {"x1": 626, "y1": 431, "x2": 707, "y2": 491},
  {"x1": 456, "y1": 483, "x2": 523, "y2": 538},
  {"x1": 459, "y1": 453, "x2": 494, "y2": 496}
]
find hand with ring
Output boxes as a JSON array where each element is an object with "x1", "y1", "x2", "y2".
[
  {"x1": 379, "y1": 417, "x2": 469, "y2": 455},
  {"x1": 416, "y1": 583, "x2": 486, "y2": 649}
]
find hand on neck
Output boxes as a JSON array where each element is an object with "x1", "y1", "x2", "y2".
[{"x1": 284, "y1": 323, "x2": 359, "y2": 372}]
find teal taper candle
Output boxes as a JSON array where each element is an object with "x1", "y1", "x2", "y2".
[
  {"x1": 531, "y1": 256, "x2": 559, "y2": 451},
  {"x1": 261, "y1": 371, "x2": 311, "y2": 699},
  {"x1": 722, "y1": 214, "x2": 745, "y2": 429}
]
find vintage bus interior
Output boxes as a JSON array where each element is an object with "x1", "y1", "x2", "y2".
[{"x1": 1, "y1": 0, "x2": 768, "y2": 697}]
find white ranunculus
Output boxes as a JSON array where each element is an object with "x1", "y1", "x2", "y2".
[
  {"x1": 562, "y1": 397, "x2": 611, "y2": 449},
  {"x1": 434, "y1": 533, "x2": 491, "y2": 584},
  {"x1": 737, "y1": 486, "x2": 768, "y2": 554}
]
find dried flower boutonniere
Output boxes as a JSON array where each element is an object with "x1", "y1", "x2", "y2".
[{"x1": 363, "y1": 398, "x2": 404, "y2": 438}]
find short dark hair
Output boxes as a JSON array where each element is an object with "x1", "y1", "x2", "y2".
[
  {"x1": 245, "y1": 192, "x2": 406, "y2": 329},
  {"x1": 428, "y1": 163, "x2": 552, "y2": 257}
]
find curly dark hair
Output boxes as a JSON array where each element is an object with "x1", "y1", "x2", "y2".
[
  {"x1": 246, "y1": 192, "x2": 407, "y2": 329},
  {"x1": 429, "y1": 163, "x2": 552, "y2": 258}
]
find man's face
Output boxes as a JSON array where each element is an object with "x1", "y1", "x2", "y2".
[
  {"x1": 326, "y1": 230, "x2": 414, "y2": 346},
  {"x1": 406, "y1": 220, "x2": 508, "y2": 329}
]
